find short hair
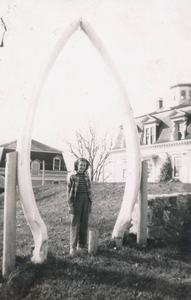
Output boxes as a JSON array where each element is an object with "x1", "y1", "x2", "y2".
[{"x1": 74, "y1": 157, "x2": 90, "y2": 172}]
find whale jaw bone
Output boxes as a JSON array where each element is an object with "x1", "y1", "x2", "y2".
[{"x1": 17, "y1": 19, "x2": 141, "y2": 263}]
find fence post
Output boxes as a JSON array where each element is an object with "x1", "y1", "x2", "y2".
[
  {"x1": 88, "y1": 229, "x2": 99, "y2": 255},
  {"x1": 2, "y1": 151, "x2": 17, "y2": 278},
  {"x1": 42, "y1": 160, "x2": 45, "y2": 186},
  {"x1": 137, "y1": 160, "x2": 148, "y2": 245}
]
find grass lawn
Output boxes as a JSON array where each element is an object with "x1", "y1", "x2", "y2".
[{"x1": 0, "y1": 182, "x2": 191, "y2": 299}]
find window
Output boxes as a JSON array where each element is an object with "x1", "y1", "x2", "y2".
[
  {"x1": 142, "y1": 116, "x2": 160, "y2": 145},
  {"x1": 54, "y1": 159, "x2": 60, "y2": 170},
  {"x1": 146, "y1": 128, "x2": 150, "y2": 145},
  {"x1": 122, "y1": 161, "x2": 127, "y2": 179},
  {"x1": 31, "y1": 160, "x2": 40, "y2": 176},
  {"x1": 150, "y1": 127, "x2": 154, "y2": 144},
  {"x1": 53, "y1": 157, "x2": 61, "y2": 171},
  {"x1": 177, "y1": 123, "x2": 182, "y2": 140},
  {"x1": 189, "y1": 90, "x2": 191, "y2": 99},
  {"x1": 169, "y1": 111, "x2": 188, "y2": 141},
  {"x1": 174, "y1": 156, "x2": 182, "y2": 178},
  {"x1": 145, "y1": 127, "x2": 155, "y2": 145},
  {"x1": 181, "y1": 90, "x2": 186, "y2": 100}
]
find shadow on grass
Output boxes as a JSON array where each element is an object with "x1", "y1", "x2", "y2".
[
  {"x1": 1, "y1": 233, "x2": 191, "y2": 299},
  {"x1": 1, "y1": 249, "x2": 191, "y2": 300},
  {"x1": 101, "y1": 232, "x2": 190, "y2": 254},
  {"x1": 123, "y1": 233, "x2": 191, "y2": 262}
]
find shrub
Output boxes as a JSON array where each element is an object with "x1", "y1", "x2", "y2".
[{"x1": 160, "y1": 154, "x2": 173, "y2": 182}]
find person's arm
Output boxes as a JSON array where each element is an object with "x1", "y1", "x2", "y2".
[
  {"x1": 88, "y1": 175, "x2": 92, "y2": 202},
  {"x1": 67, "y1": 173, "x2": 75, "y2": 214},
  {"x1": 87, "y1": 174, "x2": 92, "y2": 213},
  {"x1": 67, "y1": 173, "x2": 71, "y2": 198}
]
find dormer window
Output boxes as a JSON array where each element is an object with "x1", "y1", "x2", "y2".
[
  {"x1": 181, "y1": 90, "x2": 186, "y2": 100},
  {"x1": 169, "y1": 109, "x2": 189, "y2": 141},
  {"x1": 142, "y1": 115, "x2": 160, "y2": 145},
  {"x1": 146, "y1": 128, "x2": 149, "y2": 145},
  {"x1": 151, "y1": 127, "x2": 155, "y2": 144},
  {"x1": 177, "y1": 123, "x2": 182, "y2": 140},
  {"x1": 145, "y1": 127, "x2": 155, "y2": 145}
]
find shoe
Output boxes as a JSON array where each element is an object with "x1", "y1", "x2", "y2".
[
  {"x1": 69, "y1": 248, "x2": 76, "y2": 257},
  {"x1": 76, "y1": 247, "x2": 83, "y2": 254},
  {"x1": 77, "y1": 246, "x2": 86, "y2": 254}
]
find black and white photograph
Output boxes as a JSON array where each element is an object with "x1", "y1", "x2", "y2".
[{"x1": 0, "y1": 0, "x2": 191, "y2": 299}]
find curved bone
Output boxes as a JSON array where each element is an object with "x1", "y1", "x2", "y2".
[
  {"x1": 80, "y1": 20, "x2": 141, "y2": 238},
  {"x1": 17, "y1": 19, "x2": 81, "y2": 263},
  {"x1": 17, "y1": 18, "x2": 141, "y2": 263}
]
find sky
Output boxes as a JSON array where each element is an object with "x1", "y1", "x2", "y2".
[{"x1": 1, "y1": 0, "x2": 191, "y2": 168}]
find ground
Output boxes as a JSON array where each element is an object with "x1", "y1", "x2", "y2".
[{"x1": 0, "y1": 181, "x2": 191, "y2": 299}]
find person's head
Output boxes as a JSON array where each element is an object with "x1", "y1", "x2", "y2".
[{"x1": 74, "y1": 158, "x2": 90, "y2": 173}]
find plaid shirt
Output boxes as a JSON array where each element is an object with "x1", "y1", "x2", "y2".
[{"x1": 67, "y1": 171, "x2": 92, "y2": 207}]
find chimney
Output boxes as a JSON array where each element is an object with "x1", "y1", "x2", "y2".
[{"x1": 156, "y1": 98, "x2": 163, "y2": 111}]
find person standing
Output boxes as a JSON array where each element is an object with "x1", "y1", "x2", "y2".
[{"x1": 67, "y1": 158, "x2": 92, "y2": 256}]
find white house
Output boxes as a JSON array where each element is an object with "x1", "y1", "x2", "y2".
[{"x1": 108, "y1": 83, "x2": 191, "y2": 183}]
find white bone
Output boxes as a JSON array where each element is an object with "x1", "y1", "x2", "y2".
[
  {"x1": 80, "y1": 20, "x2": 141, "y2": 238},
  {"x1": 17, "y1": 19, "x2": 81, "y2": 263},
  {"x1": 17, "y1": 19, "x2": 141, "y2": 263}
]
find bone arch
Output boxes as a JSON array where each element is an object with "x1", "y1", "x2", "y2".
[{"x1": 16, "y1": 19, "x2": 141, "y2": 263}]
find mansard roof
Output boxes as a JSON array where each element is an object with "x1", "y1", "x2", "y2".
[{"x1": 112, "y1": 103, "x2": 191, "y2": 149}]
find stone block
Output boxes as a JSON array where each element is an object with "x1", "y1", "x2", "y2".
[{"x1": 131, "y1": 193, "x2": 191, "y2": 243}]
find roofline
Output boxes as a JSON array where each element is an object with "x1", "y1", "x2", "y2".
[
  {"x1": 135, "y1": 108, "x2": 172, "y2": 119},
  {"x1": 0, "y1": 147, "x2": 62, "y2": 154},
  {"x1": 0, "y1": 139, "x2": 63, "y2": 153},
  {"x1": 31, "y1": 150, "x2": 62, "y2": 154},
  {"x1": 0, "y1": 140, "x2": 16, "y2": 148},
  {"x1": 109, "y1": 148, "x2": 126, "y2": 153},
  {"x1": 135, "y1": 104, "x2": 191, "y2": 120},
  {"x1": 110, "y1": 138, "x2": 191, "y2": 152},
  {"x1": 170, "y1": 83, "x2": 191, "y2": 89},
  {"x1": 141, "y1": 139, "x2": 191, "y2": 149}
]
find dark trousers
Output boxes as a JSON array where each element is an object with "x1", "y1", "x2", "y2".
[{"x1": 70, "y1": 192, "x2": 90, "y2": 249}]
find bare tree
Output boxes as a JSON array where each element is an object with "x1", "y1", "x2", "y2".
[
  {"x1": 66, "y1": 120, "x2": 112, "y2": 181},
  {"x1": 0, "y1": 18, "x2": 7, "y2": 47}
]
